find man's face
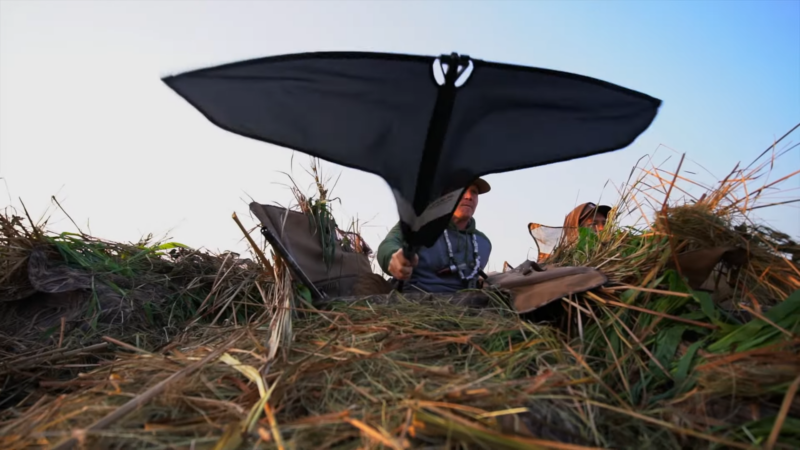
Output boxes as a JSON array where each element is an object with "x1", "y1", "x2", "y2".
[
  {"x1": 453, "y1": 184, "x2": 480, "y2": 220},
  {"x1": 581, "y1": 214, "x2": 607, "y2": 232}
]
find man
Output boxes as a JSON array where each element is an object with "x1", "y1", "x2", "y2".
[
  {"x1": 532, "y1": 202, "x2": 611, "y2": 262},
  {"x1": 377, "y1": 178, "x2": 492, "y2": 293},
  {"x1": 560, "y1": 202, "x2": 611, "y2": 247}
]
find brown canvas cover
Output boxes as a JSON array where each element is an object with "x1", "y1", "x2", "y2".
[
  {"x1": 486, "y1": 260, "x2": 608, "y2": 313},
  {"x1": 673, "y1": 246, "x2": 748, "y2": 305},
  {"x1": 675, "y1": 246, "x2": 746, "y2": 289},
  {"x1": 249, "y1": 202, "x2": 374, "y2": 296}
]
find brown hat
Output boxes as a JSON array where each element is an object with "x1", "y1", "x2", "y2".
[
  {"x1": 472, "y1": 177, "x2": 491, "y2": 194},
  {"x1": 578, "y1": 203, "x2": 611, "y2": 222}
]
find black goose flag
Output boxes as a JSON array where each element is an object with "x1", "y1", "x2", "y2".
[{"x1": 163, "y1": 51, "x2": 661, "y2": 251}]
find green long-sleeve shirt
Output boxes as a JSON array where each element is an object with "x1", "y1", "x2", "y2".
[{"x1": 376, "y1": 219, "x2": 492, "y2": 293}]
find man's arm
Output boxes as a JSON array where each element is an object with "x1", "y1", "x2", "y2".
[
  {"x1": 475, "y1": 230, "x2": 492, "y2": 270},
  {"x1": 376, "y1": 222, "x2": 403, "y2": 275}
]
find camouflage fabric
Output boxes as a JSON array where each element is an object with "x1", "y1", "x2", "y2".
[
  {"x1": 486, "y1": 260, "x2": 608, "y2": 313},
  {"x1": 249, "y1": 203, "x2": 374, "y2": 297}
]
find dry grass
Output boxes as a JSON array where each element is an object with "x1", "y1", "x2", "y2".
[{"x1": 1, "y1": 127, "x2": 799, "y2": 449}]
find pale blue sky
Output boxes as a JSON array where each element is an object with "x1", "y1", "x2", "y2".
[{"x1": 1, "y1": 0, "x2": 798, "y2": 271}]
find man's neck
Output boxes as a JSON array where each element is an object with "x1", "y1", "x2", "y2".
[{"x1": 452, "y1": 216, "x2": 470, "y2": 231}]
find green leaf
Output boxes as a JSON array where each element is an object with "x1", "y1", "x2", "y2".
[
  {"x1": 708, "y1": 289, "x2": 800, "y2": 353},
  {"x1": 674, "y1": 338, "x2": 705, "y2": 385},
  {"x1": 620, "y1": 289, "x2": 638, "y2": 304},
  {"x1": 577, "y1": 227, "x2": 599, "y2": 252},
  {"x1": 709, "y1": 321, "x2": 766, "y2": 354},
  {"x1": 667, "y1": 269, "x2": 690, "y2": 294},
  {"x1": 57, "y1": 231, "x2": 83, "y2": 238},
  {"x1": 143, "y1": 302, "x2": 154, "y2": 326},
  {"x1": 693, "y1": 291, "x2": 720, "y2": 323},
  {"x1": 294, "y1": 284, "x2": 316, "y2": 311},
  {"x1": 651, "y1": 325, "x2": 685, "y2": 379},
  {"x1": 90, "y1": 296, "x2": 100, "y2": 331},
  {"x1": 716, "y1": 322, "x2": 740, "y2": 335},
  {"x1": 648, "y1": 272, "x2": 669, "y2": 290},
  {"x1": 763, "y1": 288, "x2": 800, "y2": 324},
  {"x1": 680, "y1": 310, "x2": 707, "y2": 321},
  {"x1": 152, "y1": 242, "x2": 190, "y2": 251},
  {"x1": 297, "y1": 285, "x2": 312, "y2": 303},
  {"x1": 631, "y1": 371, "x2": 655, "y2": 406},
  {"x1": 719, "y1": 416, "x2": 800, "y2": 447}
]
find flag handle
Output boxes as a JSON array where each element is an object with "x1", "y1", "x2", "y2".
[{"x1": 393, "y1": 243, "x2": 417, "y2": 293}]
